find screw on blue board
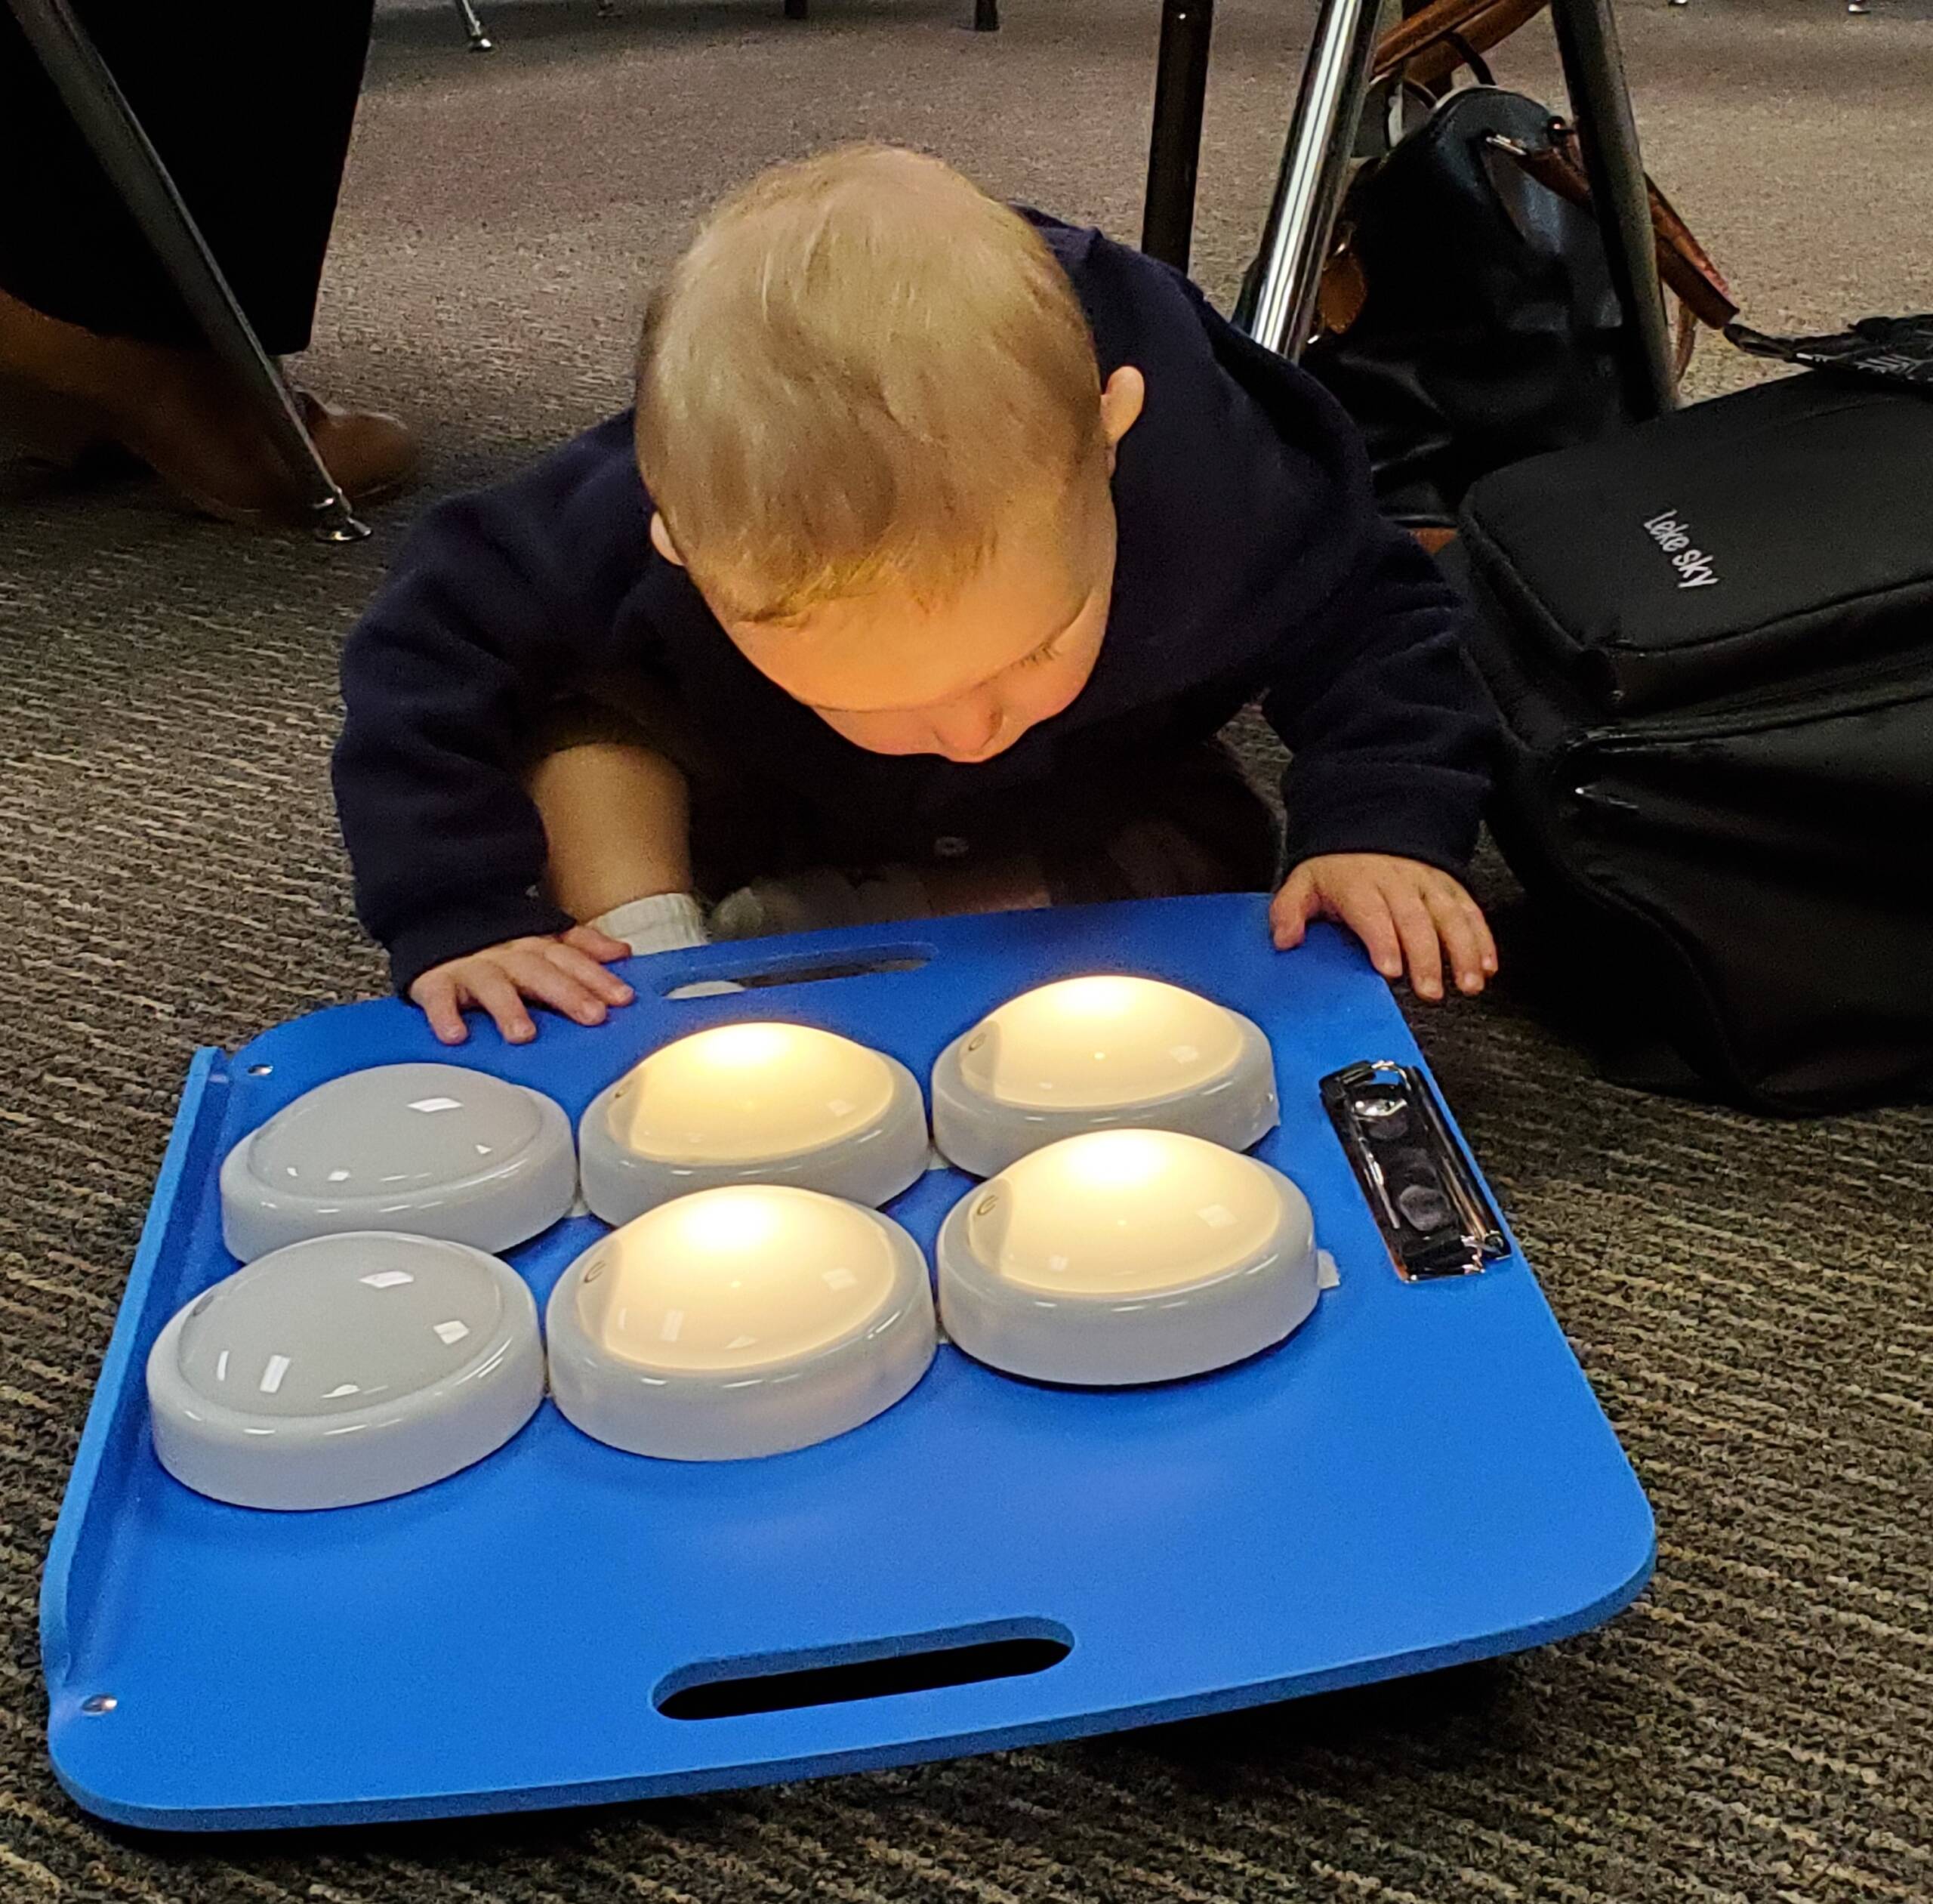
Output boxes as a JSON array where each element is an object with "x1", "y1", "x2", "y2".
[{"x1": 42, "y1": 895, "x2": 1653, "y2": 1831}]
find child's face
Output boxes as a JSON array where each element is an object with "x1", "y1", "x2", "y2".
[
  {"x1": 656, "y1": 369, "x2": 1144, "y2": 765},
  {"x1": 728, "y1": 480, "x2": 1114, "y2": 764}
]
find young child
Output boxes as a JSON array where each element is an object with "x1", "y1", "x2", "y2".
[{"x1": 334, "y1": 146, "x2": 1497, "y2": 1047}]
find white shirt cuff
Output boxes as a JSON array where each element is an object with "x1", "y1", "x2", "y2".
[{"x1": 590, "y1": 892, "x2": 709, "y2": 955}]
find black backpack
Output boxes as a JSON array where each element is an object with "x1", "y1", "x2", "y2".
[
  {"x1": 1453, "y1": 371, "x2": 1933, "y2": 1112},
  {"x1": 1301, "y1": 82, "x2": 1726, "y2": 529}
]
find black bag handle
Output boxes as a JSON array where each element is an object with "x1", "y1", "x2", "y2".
[{"x1": 1440, "y1": 32, "x2": 1496, "y2": 86}]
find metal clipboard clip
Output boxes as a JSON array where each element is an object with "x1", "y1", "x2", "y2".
[{"x1": 1319, "y1": 1060, "x2": 1508, "y2": 1282}]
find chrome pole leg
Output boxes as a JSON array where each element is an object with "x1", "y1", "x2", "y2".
[
  {"x1": 452, "y1": 0, "x2": 493, "y2": 51},
  {"x1": 7, "y1": 0, "x2": 366, "y2": 539},
  {"x1": 1234, "y1": 0, "x2": 1384, "y2": 360}
]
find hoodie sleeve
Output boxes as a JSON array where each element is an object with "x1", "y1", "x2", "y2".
[
  {"x1": 331, "y1": 411, "x2": 658, "y2": 994},
  {"x1": 1074, "y1": 230, "x2": 1496, "y2": 877},
  {"x1": 1261, "y1": 506, "x2": 1496, "y2": 876},
  {"x1": 1203, "y1": 303, "x2": 1494, "y2": 875}
]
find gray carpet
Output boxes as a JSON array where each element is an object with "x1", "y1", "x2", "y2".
[{"x1": 3, "y1": 0, "x2": 1931, "y2": 1896}]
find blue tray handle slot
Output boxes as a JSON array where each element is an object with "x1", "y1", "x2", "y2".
[
  {"x1": 651, "y1": 939, "x2": 939, "y2": 997},
  {"x1": 653, "y1": 1618, "x2": 1075, "y2": 1721}
]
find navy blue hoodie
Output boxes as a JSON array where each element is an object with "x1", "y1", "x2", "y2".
[{"x1": 335, "y1": 220, "x2": 1494, "y2": 993}]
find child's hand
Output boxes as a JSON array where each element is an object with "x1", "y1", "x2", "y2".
[
  {"x1": 1270, "y1": 853, "x2": 1497, "y2": 1002},
  {"x1": 408, "y1": 925, "x2": 636, "y2": 1045}
]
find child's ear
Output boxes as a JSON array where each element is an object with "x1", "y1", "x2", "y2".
[
  {"x1": 1099, "y1": 366, "x2": 1146, "y2": 460},
  {"x1": 649, "y1": 511, "x2": 686, "y2": 568}
]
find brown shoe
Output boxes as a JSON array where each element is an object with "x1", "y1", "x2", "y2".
[
  {"x1": 127, "y1": 378, "x2": 421, "y2": 526},
  {"x1": 289, "y1": 389, "x2": 419, "y2": 512},
  {"x1": 0, "y1": 370, "x2": 113, "y2": 471},
  {"x1": 0, "y1": 285, "x2": 419, "y2": 523}
]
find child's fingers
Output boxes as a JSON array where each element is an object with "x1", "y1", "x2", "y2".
[
  {"x1": 1426, "y1": 886, "x2": 1491, "y2": 994},
  {"x1": 1430, "y1": 875, "x2": 1498, "y2": 976},
  {"x1": 1333, "y1": 885, "x2": 1404, "y2": 983},
  {"x1": 545, "y1": 942, "x2": 634, "y2": 1007},
  {"x1": 1384, "y1": 882, "x2": 1446, "y2": 1001},
  {"x1": 1269, "y1": 868, "x2": 1318, "y2": 949},
  {"x1": 411, "y1": 973, "x2": 470, "y2": 1047},
  {"x1": 495, "y1": 950, "x2": 612, "y2": 1029},
  {"x1": 1465, "y1": 892, "x2": 1500, "y2": 975},
  {"x1": 467, "y1": 966, "x2": 538, "y2": 1045},
  {"x1": 562, "y1": 923, "x2": 633, "y2": 965}
]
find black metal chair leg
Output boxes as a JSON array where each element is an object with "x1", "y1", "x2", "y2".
[
  {"x1": 451, "y1": 0, "x2": 493, "y2": 51},
  {"x1": 1549, "y1": 0, "x2": 1677, "y2": 418},
  {"x1": 974, "y1": 0, "x2": 1000, "y2": 30},
  {"x1": 1141, "y1": 0, "x2": 1214, "y2": 271},
  {"x1": 785, "y1": 0, "x2": 806, "y2": 18},
  {"x1": 6, "y1": 0, "x2": 367, "y2": 539}
]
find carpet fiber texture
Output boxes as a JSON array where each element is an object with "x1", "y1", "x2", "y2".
[{"x1": 2, "y1": 2, "x2": 1930, "y2": 1898}]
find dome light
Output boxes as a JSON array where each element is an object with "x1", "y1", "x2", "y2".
[
  {"x1": 146, "y1": 1232, "x2": 545, "y2": 1510},
  {"x1": 578, "y1": 1023, "x2": 928, "y2": 1224},
  {"x1": 931, "y1": 976, "x2": 1276, "y2": 1176},
  {"x1": 219, "y1": 1063, "x2": 575, "y2": 1262},
  {"x1": 936, "y1": 1129, "x2": 1321, "y2": 1385},
  {"x1": 546, "y1": 1185, "x2": 936, "y2": 1460}
]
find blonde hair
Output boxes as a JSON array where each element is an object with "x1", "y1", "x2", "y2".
[{"x1": 637, "y1": 145, "x2": 1104, "y2": 625}]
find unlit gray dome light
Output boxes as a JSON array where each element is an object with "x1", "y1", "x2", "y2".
[
  {"x1": 220, "y1": 1063, "x2": 576, "y2": 1263},
  {"x1": 146, "y1": 1232, "x2": 545, "y2": 1510}
]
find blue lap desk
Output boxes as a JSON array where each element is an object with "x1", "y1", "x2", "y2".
[{"x1": 42, "y1": 896, "x2": 1653, "y2": 1831}]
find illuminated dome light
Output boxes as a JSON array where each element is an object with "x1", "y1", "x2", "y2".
[
  {"x1": 578, "y1": 1022, "x2": 929, "y2": 1225},
  {"x1": 930, "y1": 975, "x2": 1277, "y2": 1177},
  {"x1": 936, "y1": 1128, "x2": 1321, "y2": 1386},
  {"x1": 146, "y1": 1232, "x2": 544, "y2": 1510},
  {"x1": 545, "y1": 1185, "x2": 936, "y2": 1460},
  {"x1": 219, "y1": 1063, "x2": 576, "y2": 1264}
]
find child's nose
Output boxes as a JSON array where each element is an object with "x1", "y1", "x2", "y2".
[{"x1": 929, "y1": 696, "x2": 1003, "y2": 760}]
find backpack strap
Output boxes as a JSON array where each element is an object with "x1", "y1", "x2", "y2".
[{"x1": 1503, "y1": 123, "x2": 1739, "y2": 328}]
